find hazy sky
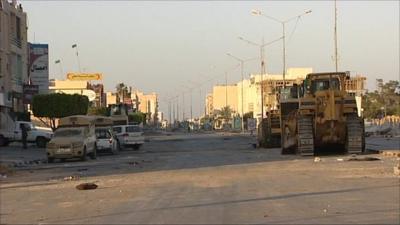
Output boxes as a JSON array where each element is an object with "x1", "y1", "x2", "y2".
[{"x1": 21, "y1": 0, "x2": 399, "y2": 117}]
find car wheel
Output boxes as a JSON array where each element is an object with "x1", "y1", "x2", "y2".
[
  {"x1": 47, "y1": 157, "x2": 54, "y2": 163},
  {"x1": 36, "y1": 137, "x2": 47, "y2": 148},
  {"x1": 80, "y1": 147, "x2": 87, "y2": 161}
]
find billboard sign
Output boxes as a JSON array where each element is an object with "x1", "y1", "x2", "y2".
[
  {"x1": 29, "y1": 43, "x2": 49, "y2": 94},
  {"x1": 67, "y1": 73, "x2": 103, "y2": 81},
  {"x1": 23, "y1": 84, "x2": 39, "y2": 104}
]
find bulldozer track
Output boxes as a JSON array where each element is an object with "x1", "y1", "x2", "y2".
[
  {"x1": 346, "y1": 115, "x2": 364, "y2": 154},
  {"x1": 297, "y1": 116, "x2": 314, "y2": 156}
]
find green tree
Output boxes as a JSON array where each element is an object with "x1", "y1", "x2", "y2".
[
  {"x1": 32, "y1": 93, "x2": 89, "y2": 130},
  {"x1": 218, "y1": 106, "x2": 233, "y2": 119},
  {"x1": 128, "y1": 112, "x2": 147, "y2": 124},
  {"x1": 362, "y1": 80, "x2": 400, "y2": 119}
]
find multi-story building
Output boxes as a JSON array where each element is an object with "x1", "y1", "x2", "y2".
[
  {"x1": 206, "y1": 68, "x2": 313, "y2": 121},
  {"x1": 134, "y1": 90, "x2": 158, "y2": 124},
  {"x1": 0, "y1": 0, "x2": 28, "y2": 116},
  {"x1": 89, "y1": 83, "x2": 105, "y2": 107},
  {"x1": 211, "y1": 84, "x2": 238, "y2": 114},
  {"x1": 106, "y1": 91, "x2": 117, "y2": 107},
  {"x1": 49, "y1": 79, "x2": 96, "y2": 103}
]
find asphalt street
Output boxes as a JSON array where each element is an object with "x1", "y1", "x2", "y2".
[{"x1": 0, "y1": 132, "x2": 399, "y2": 224}]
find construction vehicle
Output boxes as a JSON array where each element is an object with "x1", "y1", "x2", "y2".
[
  {"x1": 280, "y1": 72, "x2": 365, "y2": 156},
  {"x1": 257, "y1": 77, "x2": 303, "y2": 148}
]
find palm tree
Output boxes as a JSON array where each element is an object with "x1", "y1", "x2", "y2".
[
  {"x1": 219, "y1": 106, "x2": 232, "y2": 119},
  {"x1": 116, "y1": 83, "x2": 129, "y2": 103}
]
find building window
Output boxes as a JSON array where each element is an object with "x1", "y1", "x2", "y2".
[{"x1": 16, "y1": 16, "x2": 21, "y2": 40}]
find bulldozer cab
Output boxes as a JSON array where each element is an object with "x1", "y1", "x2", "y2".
[{"x1": 303, "y1": 72, "x2": 348, "y2": 96}]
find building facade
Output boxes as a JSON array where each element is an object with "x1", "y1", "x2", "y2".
[
  {"x1": 49, "y1": 79, "x2": 96, "y2": 103},
  {"x1": 135, "y1": 90, "x2": 158, "y2": 124},
  {"x1": 0, "y1": 0, "x2": 28, "y2": 115},
  {"x1": 211, "y1": 84, "x2": 238, "y2": 114}
]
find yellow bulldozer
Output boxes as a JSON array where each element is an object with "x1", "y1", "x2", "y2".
[{"x1": 280, "y1": 72, "x2": 365, "y2": 156}]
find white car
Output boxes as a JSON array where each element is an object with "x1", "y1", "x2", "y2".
[
  {"x1": 0, "y1": 121, "x2": 53, "y2": 148},
  {"x1": 95, "y1": 127, "x2": 119, "y2": 154},
  {"x1": 113, "y1": 125, "x2": 145, "y2": 150}
]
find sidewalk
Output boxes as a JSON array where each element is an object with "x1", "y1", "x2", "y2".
[{"x1": 366, "y1": 136, "x2": 400, "y2": 152}]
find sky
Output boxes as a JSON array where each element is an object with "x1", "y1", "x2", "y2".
[{"x1": 21, "y1": 0, "x2": 399, "y2": 118}]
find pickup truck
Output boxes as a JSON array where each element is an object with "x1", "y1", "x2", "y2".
[{"x1": 0, "y1": 121, "x2": 53, "y2": 148}]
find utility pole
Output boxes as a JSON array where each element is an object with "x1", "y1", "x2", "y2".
[
  {"x1": 225, "y1": 72, "x2": 228, "y2": 109},
  {"x1": 260, "y1": 38, "x2": 266, "y2": 120},
  {"x1": 334, "y1": 0, "x2": 339, "y2": 72},
  {"x1": 182, "y1": 92, "x2": 185, "y2": 121}
]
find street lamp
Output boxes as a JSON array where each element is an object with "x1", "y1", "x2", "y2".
[
  {"x1": 226, "y1": 53, "x2": 258, "y2": 132},
  {"x1": 238, "y1": 36, "x2": 283, "y2": 121},
  {"x1": 71, "y1": 44, "x2": 82, "y2": 72},
  {"x1": 251, "y1": 9, "x2": 312, "y2": 87},
  {"x1": 54, "y1": 59, "x2": 63, "y2": 79}
]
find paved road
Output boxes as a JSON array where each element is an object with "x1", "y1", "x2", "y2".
[{"x1": 0, "y1": 133, "x2": 399, "y2": 224}]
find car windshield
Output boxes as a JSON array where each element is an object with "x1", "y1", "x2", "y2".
[
  {"x1": 126, "y1": 126, "x2": 142, "y2": 133},
  {"x1": 96, "y1": 129, "x2": 111, "y2": 139},
  {"x1": 54, "y1": 129, "x2": 82, "y2": 137}
]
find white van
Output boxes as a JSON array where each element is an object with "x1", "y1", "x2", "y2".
[{"x1": 113, "y1": 125, "x2": 144, "y2": 150}]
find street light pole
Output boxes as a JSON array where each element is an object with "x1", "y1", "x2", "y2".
[
  {"x1": 225, "y1": 72, "x2": 228, "y2": 110},
  {"x1": 54, "y1": 59, "x2": 63, "y2": 79},
  {"x1": 238, "y1": 36, "x2": 282, "y2": 121},
  {"x1": 71, "y1": 44, "x2": 82, "y2": 72},
  {"x1": 226, "y1": 53, "x2": 258, "y2": 132},
  {"x1": 252, "y1": 9, "x2": 312, "y2": 88}
]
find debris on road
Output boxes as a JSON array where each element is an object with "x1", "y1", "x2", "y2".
[
  {"x1": 314, "y1": 157, "x2": 321, "y2": 162},
  {"x1": 77, "y1": 168, "x2": 88, "y2": 172},
  {"x1": 128, "y1": 161, "x2": 140, "y2": 166},
  {"x1": 347, "y1": 157, "x2": 380, "y2": 161},
  {"x1": 76, "y1": 183, "x2": 98, "y2": 190},
  {"x1": 63, "y1": 175, "x2": 80, "y2": 181},
  {"x1": 337, "y1": 158, "x2": 344, "y2": 162}
]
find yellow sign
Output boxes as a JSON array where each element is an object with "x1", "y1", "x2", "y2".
[{"x1": 67, "y1": 73, "x2": 103, "y2": 81}]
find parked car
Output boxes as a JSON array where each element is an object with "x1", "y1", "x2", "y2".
[
  {"x1": 95, "y1": 127, "x2": 119, "y2": 154},
  {"x1": 47, "y1": 116, "x2": 97, "y2": 162},
  {"x1": 0, "y1": 117, "x2": 53, "y2": 148},
  {"x1": 113, "y1": 125, "x2": 144, "y2": 150}
]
